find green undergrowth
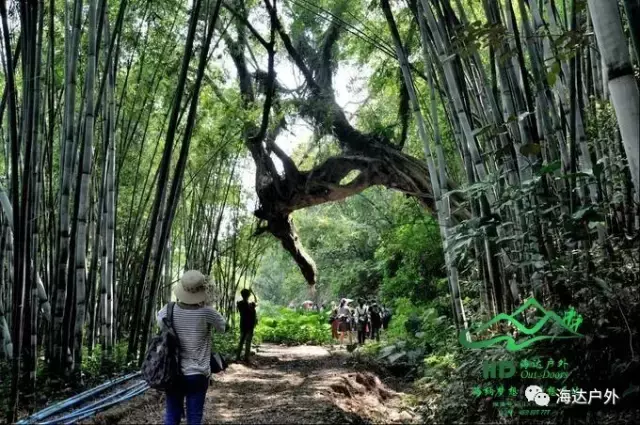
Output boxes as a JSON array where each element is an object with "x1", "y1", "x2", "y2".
[
  {"x1": 351, "y1": 271, "x2": 640, "y2": 424},
  {"x1": 81, "y1": 341, "x2": 137, "y2": 381},
  {"x1": 254, "y1": 307, "x2": 332, "y2": 345},
  {"x1": 352, "y1": 292, "x2": 457, "y2": 380},
  {"x1": 211, "y1": 325, "x2": 245, "y2": 358},
  {"x1": 0, "y1": 341, "x2": 137, "y2": 418}
]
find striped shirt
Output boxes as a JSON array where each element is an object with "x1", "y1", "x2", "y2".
[{"x1": 157, "y1": 303, "x2": 226, "y2": 376}]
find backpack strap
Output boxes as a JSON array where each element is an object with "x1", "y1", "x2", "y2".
[
  {"x1": 165, "y1": 302, "x2": 182, "y2": 374},
  {"x1": 167, "y1": 301, "x2": 175, "y2": 328}
]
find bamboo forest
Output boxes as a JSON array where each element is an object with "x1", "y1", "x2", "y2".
[{"x1": 0, "y1": 0, "x2": 639, "y2": 423}]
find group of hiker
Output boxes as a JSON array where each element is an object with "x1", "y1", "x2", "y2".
[{"x1": 329, "y1": 298, "x2": 392, "y2": 345}]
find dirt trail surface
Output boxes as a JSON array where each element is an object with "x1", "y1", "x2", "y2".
[{"x1": 86, "y1": 344, "x2": 420, "y2": 424}]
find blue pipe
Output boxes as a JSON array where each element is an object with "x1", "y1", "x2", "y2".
[
  {"x1": 57, "y1": 381, "x2": 147, "y2": 423},
  {"x1": 63, "y1": 384, "x2": 149, "y2": 425},
  {"x1": 65, "y1": 384, "x2": 149, "y2": 424},
  {"x1": 17, "y1": 372, "x2": 141, "y2": 424},
  {"x1": 38, "y1": 381, "x2": 148, "y2": 425},
  {"x1": 55, "y1": 383, "x2": 149, "y2": 425}
]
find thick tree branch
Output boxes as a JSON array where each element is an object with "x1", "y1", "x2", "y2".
[
  {"x1": 316, "y1": 17, "x2": 342, "y2": 89},
  {"x1": 225, "y1": 33, "x2": 254, "y2": 103},
  {"x1": 233, "y1": 1, "x2": 469, "y2": 287},
  {"x1": 264, "y1": 0, "x2": 320, "y2": 94},
  {"x1": 265, "y1": 213, "x2": 318, "y2": 285},
  {"x1": 247, "y1": 18, "x2": 275, "y2": 145},
  {"x1": 225, "y1": 0, "x2": 284, "y2": 203},
  {"x1": 265, "y1": 116, "x2": 300, "y2": 179},
  {"x1": 223, "y1": 1, "x2": 270, "y2": 48}
]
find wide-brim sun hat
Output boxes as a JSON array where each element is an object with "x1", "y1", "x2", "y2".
[{"x1": 173, "y1": 270, "x2": 208, "y2": 305}]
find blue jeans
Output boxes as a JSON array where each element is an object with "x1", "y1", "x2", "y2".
[{"x1": 164, "y1": 374, "x2": 209, "y2": 425}]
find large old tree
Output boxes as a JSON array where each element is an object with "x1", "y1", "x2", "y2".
[{"x1": 222, "y1": 0, "x2": 466, "y2": 285}]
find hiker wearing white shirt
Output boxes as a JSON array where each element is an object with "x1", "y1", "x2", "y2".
[
  {"x1": 337, "y1": 299, "x2": 352, "y2": 345},
  {"x1": 354, "y1": 298, "x2": 369, "y2": 345}
]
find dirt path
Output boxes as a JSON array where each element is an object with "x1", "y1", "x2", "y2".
[{"x1": 87, "y1": 344, "x2": 419, "y2": 424}]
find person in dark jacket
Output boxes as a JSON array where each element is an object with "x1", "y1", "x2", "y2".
[
  {"x1": 236, "y1": 288, "x2": 257, "y2": 362},
  {"x1": 369, "y1": 303, "x2": 382, "y2": 342},
  {"x1": 381, "y1": 306, "x2": 392, "y2": 330}
]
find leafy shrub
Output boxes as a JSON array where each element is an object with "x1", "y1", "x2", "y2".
[
  {"x1": 360, "y1": 296, "x2": 457, "y2": 380},
  {"x1": 81, "y1": 341, "x2": 135, "y2": 380},
  {"x1": 211, "y1": 326, "x2": 242, "y2": 358},
  {"x1": 254, "y1": 308, "x2": 332, "y2": 345},
  {"x1": 253, "y1": 300, "x2": 282, "y2": 317}
]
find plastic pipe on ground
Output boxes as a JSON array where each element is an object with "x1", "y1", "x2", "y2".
[
  {"x1": 39, "y1": 381, "x2": 147, "y2": 425},
  {"x1": 17, "y1": 372, "x2": 141, "y2": 424},
  {"x1": 58, "y1": 383, "x2": 150, "y2": 425}
]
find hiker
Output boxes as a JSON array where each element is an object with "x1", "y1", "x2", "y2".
[
  {"x1": 337, "y1": 299, "x2": 352, "y2": 344},
  {"x1": 362, "y1": 299, "x2": 369, "y2": 340},
  {"x1": 157, "y1": 270, "x2": 226, "y2": 425},
  {"x1": 369, "y1": 303, "x2": 382, "y2": 342},
  {"x1": 236, "y1": 288, "x2": 258, "y2": 363},
  {"x1": 330, "y1": 307, "x2": 340, "y2": 340},
  {"x1": 381, "y1": 306, "x2": 392, "y2": 330},
  {"x1": 354, "y1": 298, "x2": 369, "y2": 345},
  {"x1": 365, "y1": 298, "x2": 375, "y2": 339}
]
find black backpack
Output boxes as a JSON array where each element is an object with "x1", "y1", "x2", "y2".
[
  {"x1": 141, "y1": 302, "x2": 181, "y2": 390},
  {"x1": 210, "y1": 352, "x2": 228, "y2": 374}
]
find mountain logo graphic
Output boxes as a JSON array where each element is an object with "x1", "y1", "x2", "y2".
[{"x1": 459, "y1": 298, "x2": 583, "y2": 352}]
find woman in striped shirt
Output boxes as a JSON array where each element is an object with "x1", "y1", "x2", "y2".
[{"x1": 157, "y1": 270, "x2": 226, "y2": 425}]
